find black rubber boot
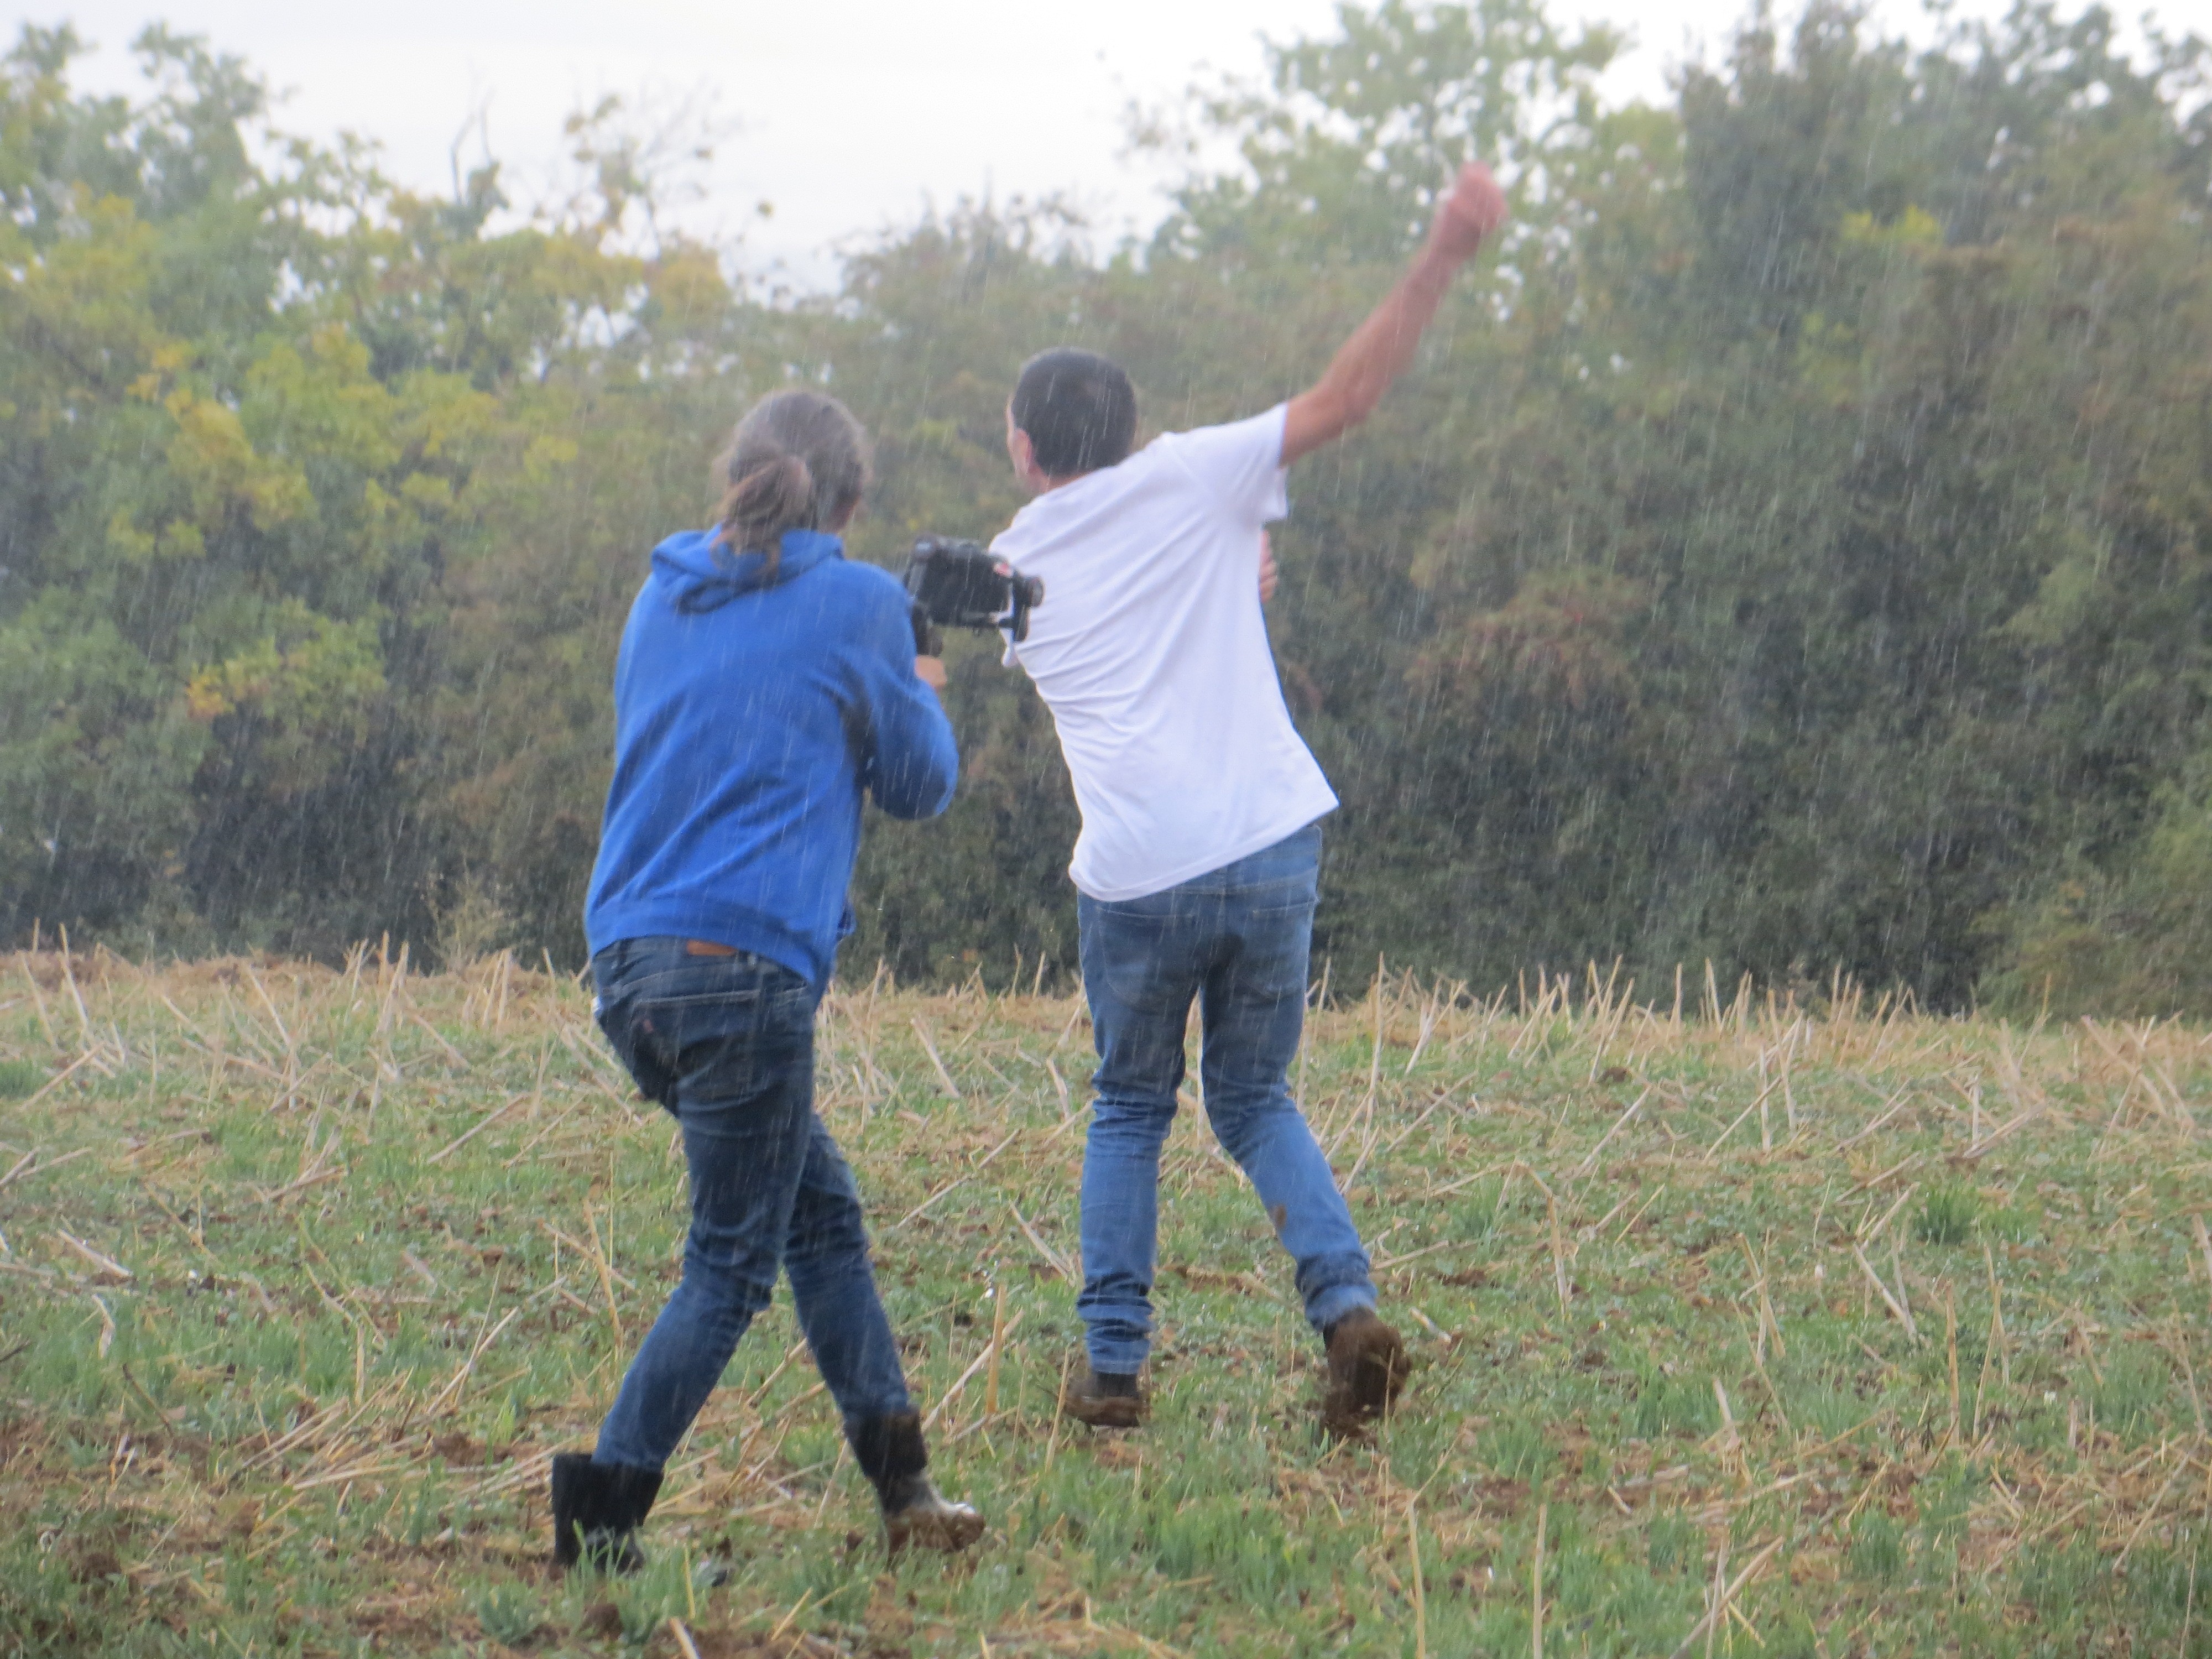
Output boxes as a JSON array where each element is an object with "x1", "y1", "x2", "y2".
[
  {"x1": 549, "y1": 1452, "x2": 662, "y2": 1574},
  {"x1": 848, "y1": 1412, "x2": 984, "y2": 1553}
]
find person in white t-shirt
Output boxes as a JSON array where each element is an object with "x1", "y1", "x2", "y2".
[{"x1": 994, "y1": 161, "x2": 1509, "y2": 1433}]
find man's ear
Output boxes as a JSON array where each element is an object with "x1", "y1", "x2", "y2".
[{"x1": 1005, "y1": 405, "x2": 1046, "y2": 489}]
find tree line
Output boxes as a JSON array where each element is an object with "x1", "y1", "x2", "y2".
[{"x1": 4, "y1": 2, "x2": 2210, "y2": 1014}]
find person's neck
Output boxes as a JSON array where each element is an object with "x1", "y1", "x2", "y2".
[{"x1": 1035, "y1": 471, "x2": 1089, "y2": 495}]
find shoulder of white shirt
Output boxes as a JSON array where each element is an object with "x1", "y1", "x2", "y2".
[{"x1": 994, "y1": 407, "x2": 1287, "y2": 549}]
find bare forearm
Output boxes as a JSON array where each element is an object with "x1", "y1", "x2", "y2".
[
  {"x1": 1318, "y1": 251, "x2": 1454, "y2": 427},
  {"x1": 1281, "y1": 162, "x2": 1506, "y2": 467}
]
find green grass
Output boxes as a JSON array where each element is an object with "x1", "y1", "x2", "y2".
[
  {"x1": 1913, "y1": 1183, "x2": 1981, "y2": 1247},
  {"x1": 3, "y1": 949, "x2": 2211, "y2": 1655}
]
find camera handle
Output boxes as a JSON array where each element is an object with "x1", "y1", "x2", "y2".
[
  {"x1": 1005, "y1": 574, "x2": 1039, "y2": 645},
  {"x1": 909, "y1": 603, "x2": 944, "y2": 659}
]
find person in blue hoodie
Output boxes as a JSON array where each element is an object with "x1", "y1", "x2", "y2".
[{"x1": 550, "y1": 389, "x2": 982, "y2": 1573}]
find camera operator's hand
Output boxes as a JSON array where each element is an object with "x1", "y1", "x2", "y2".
[
  {"x1": 1427, "y1": 161, "x2": 1508, "y2": 265},
  {"x1": 915, "y1": 656, "x2": 947, "y2": 693},
  {"x1": 1259, "y1": 531, "x2": 1279, "y2": 604}
]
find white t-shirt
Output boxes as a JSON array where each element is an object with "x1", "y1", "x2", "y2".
[{"x1": 993, "y1": 403, "x2": 1339, "y2": 902}]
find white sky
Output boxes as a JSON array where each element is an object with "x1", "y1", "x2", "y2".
[{"x1": 39, "y1": 0, "x2": 2085, "y2": 288}]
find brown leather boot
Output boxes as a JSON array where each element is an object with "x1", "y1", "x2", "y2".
[
  {"x1": 848, "y1": 1412, "x2": 984, "y2": 1553},
  {"x1": 1321, "y1": 1308, "x2": 1410, "y2": 1433},
  {"x1": 1057, "y1": 1363, "x2": 1146, "y2": 1428}
]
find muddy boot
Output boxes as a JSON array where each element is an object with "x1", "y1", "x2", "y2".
[
  {"x1": 849, "y1": 1412, "x2": 984, "y2": 1554},
  {"x1": 549, "y1": 1452, "x2": 661, "y2": 1575},
  {"x1": 1057, "y1": 1363, "x2": 1146, "y2": 1429},
  {"x1": 1321, "y1": 1308, "x2": 1410, "y2": 1433}
]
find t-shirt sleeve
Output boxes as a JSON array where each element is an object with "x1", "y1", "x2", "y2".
[{"x1": 1164, "y1": 404, "x2": 1290, "y2": 529}]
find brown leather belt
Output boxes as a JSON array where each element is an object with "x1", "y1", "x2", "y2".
[{"x1": 685, "y1": 940, "x2": 738, "y2": 957}]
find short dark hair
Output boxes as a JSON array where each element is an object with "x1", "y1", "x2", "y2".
[{"x1": 1011, "y1": 348, "x2": 1136, "y2": 477}]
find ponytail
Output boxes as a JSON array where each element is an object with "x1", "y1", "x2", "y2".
[
  {"x1": 718, "y1": 452, "x2": 817, "y2": 556},
  {"x1": 711, "y1": 392, "x2": 872, "y2": 575}
]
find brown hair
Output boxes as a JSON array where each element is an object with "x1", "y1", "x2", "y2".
[{"x1": 711, "y1": 389, "x2": 873, "y2": 567}]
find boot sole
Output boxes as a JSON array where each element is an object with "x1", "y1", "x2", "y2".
[
  {"x1": 885, "y1": 1505, "x2": 985, "y2": 1553},
  {"x1": 1057, "y1": 1392, "x2": 1146, "y2": 1429}
]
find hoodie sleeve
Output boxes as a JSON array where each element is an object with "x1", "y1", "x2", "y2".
[{"x1": 852, "y1": 578, "x2": 959, "y2": 820}]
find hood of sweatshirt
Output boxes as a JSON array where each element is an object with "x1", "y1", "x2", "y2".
[{"x1": 652, "y1": 527, "x2": 847, "y2": 613}]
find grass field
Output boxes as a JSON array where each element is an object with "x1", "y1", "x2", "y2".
[{"x1": 5, "y1": 946, "x2": 2212, "y2": 1656}]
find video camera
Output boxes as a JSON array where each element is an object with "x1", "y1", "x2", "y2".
[{"x1": 903, "y1": 536, "x2": 1044, "y2": 656}]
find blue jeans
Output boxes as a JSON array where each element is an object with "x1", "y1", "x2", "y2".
[
  {"x1": 588, "y1": 938, "x2": 910, "y2": 1471},
  {"x1": 1076, "y1": 824, "x2": 1375, "y2": 1373}
]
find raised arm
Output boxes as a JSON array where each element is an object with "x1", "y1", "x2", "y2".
[{"x1": 1281, "y1": 162, "x2": 1509, "y2": 467}]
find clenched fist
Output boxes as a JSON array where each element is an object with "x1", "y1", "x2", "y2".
[{"x1": 1428, "y1": 161, "x2": 1508, "y2": 264}]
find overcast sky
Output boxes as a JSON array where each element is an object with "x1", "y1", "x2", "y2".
[{"x1": 44, "y1": 0, "x2": 2070, "y2": 288}]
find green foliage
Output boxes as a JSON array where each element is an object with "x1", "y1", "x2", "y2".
[
  {"x1": 1629, "y1": 1357, "x2": 1717, "y2": 1439},
  {"x1": 1139, "y1": 0, "x2": 1621, "y2": 267},
  {"x1": 1914, "y1": 1183, "x2": 1980, "y2": 1246},
  {"x1": 1846, "y1": 1510, "x2": 1905, "y2": 1582},
  {"x1": 5, "y1": 3, "x2": 2212, "y2": 1013},
  {"x1": 1644, "y1": 1511, "x2": 1699, "y2": 1575},
  {"x1": 1476, "y1": 1416, "x2": 1557, "y2": 1481},
  {"x1": 463, "y1": 1582, "x2": 541, "y2": 1646},
  {"x1": 1916, "y1": 1456, "x2": 1983, "y2": 1569},
  {"x1": 1985, "y1": 761, "x2": 2212, "y2": 1016},
  {"x1": 2092, "y1": 1342, "x2": 2177, "y2": 1441}
]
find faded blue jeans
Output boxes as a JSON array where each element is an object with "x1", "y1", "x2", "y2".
[
  {"x1": 1076, "y1": 824, "x2": 1375, "y2": 1374},
  {"x1": 588, "y1": 938, "x2": 910, "y2": 1472}
]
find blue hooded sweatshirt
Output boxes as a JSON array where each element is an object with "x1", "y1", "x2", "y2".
[{"x1": 584, "y1": 528, "x2": 958, "y2": 992}]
